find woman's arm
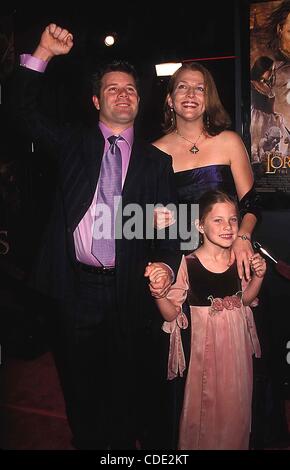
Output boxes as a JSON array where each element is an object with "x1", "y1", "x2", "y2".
[
  {"x1": 227, "y1": 132, "x2": 254, "y2": 202},
  {"x1": 232, "y1": 212, "x2": 257, "y2": 280},
  {"x1": 224, "y1": 131, "x2": 259, "y2": 279}
]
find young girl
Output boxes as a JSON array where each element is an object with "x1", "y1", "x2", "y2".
[{"x1": 146, "y1": 190, "x2": 266, "y2": 450}]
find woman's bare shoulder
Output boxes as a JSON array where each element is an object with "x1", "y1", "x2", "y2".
[{"x1": 218, "y1": 130, "x2": 244, "y2": 145}]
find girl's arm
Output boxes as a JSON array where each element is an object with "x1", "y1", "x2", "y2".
[
  {"x1": 242, "y1": 253, "x2": 266, "y2": 306},
  {"x1": 145, "y1": 257, "x2": 188, "y2": 321},
  {"x1": 154, "y1": 297, "x2": 180, "y2": 322}
]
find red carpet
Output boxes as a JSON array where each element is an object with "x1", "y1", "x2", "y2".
[
  {"x1": 0, "y1": 351, "x2": 289, "y2": 450},
  {"x1": 0, "y1": 352, "x2": 73, "y2": 450}
]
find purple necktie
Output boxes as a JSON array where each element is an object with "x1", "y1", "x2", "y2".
[{"x1": 92, "y1": 135, "x2": 123, "y2": 266}]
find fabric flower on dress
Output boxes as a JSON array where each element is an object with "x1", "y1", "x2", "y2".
[
  {"x1": 232, "y1": 295, "x2": 242, "y2": 308},
  {"x1": 208, "y1": 294, "x2": 242, "y2": 316},
  {"x1": 223, "y1": 296, "x2": 234, "y2": 310},
  {"x1": 211, "y1": 297, "x2": 224, "y2": 311}
]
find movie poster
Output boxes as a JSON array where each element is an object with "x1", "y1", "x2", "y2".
[{"x1": 250, "y1": 0, "x2": 290, "y2": 193}]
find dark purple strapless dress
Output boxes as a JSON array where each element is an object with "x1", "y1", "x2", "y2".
[{"x1": 174, "y1": 164, "x2": 236, "y2": 205}]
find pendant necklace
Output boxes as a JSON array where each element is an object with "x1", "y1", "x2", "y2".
[{"x1": 175, "y1": 129, "x2": 204, "y2": 154}]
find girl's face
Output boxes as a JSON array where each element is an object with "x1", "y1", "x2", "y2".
[{"x1": 197, "y1": 201, "x2": 238, "y2": 249}]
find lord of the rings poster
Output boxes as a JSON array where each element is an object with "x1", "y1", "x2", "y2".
[{"x1": 250, "y1": 0, "x2": 290, "y2": 194}]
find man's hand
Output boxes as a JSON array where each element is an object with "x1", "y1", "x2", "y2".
[
  {"x1": 144, "y1": 262, "x2": 173, "y2": 298},
  {"x1": 34, "y1": 24, "x2": 73, "y2": 61},
  {"x1": 229, "y1": 237, "x2": 254, "y2": 280}
]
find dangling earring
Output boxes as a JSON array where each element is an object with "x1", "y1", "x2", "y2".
[
  {"x1": 206, "y1": 113, "x2": 210, "y2": 128},
  {"x1": 170, "y1": 107, "x2": 175, "y2": 125},
  {"x1": 199, "y1": 233, "x2": 204, "y2": 245}
]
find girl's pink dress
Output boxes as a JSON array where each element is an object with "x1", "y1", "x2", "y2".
[{"x1": 163, "y1": 255, "x2": 261, "y2": 450}]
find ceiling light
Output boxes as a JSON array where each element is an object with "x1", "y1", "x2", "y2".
[
  {"x1": 104, "y1": 35, "x2": 116, "y2": 47},
  {"x1": 155, "y1": 62, "x2": 182, "y2": 77}
]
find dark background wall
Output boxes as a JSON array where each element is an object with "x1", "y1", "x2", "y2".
[{"x1": 2, "y1": 3, "x2": 237, "y2": 140}]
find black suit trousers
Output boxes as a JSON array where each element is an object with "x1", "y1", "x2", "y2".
[{"x1": 53, "y1": 269, "x2": 141, "y2": 450}]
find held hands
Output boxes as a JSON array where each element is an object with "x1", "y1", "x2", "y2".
[
  {"x1": 229, "y1": 237, "x2": 254, "y2": 280},
  {"x1": 144, "y1": 262, "x2": 173, "y2": 298},
  {"x1": 35, "y1": 24, "x2": 73, "y2": 60},
  {"x1": 249, "y1": 253, "x2": 266, "y2": 278}
]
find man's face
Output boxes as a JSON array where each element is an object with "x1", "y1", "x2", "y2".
[
  {"x1": 280, "y1": 13, "x2": 290, "y2": 53},
  {"x1": 92, "y1": 71, "x2": 140, "y2": 130}
]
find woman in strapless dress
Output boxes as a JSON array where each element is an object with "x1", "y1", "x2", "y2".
[
  {"x1": 151, "y1": 62, "x2": 260, "y2": 449},
  {"x1": 153, "y1": 62, "x2": 259, "y2": 268}
]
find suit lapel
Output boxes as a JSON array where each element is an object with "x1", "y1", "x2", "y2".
[
  {"x1": 122, "y1": 139, "x2": 148, "y2": 200},
  {"x1": 82, "y1": 125, "x2": 105, "y2": 194}
]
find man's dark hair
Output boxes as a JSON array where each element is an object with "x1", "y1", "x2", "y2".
[
  {"x1": 250, "y1": 56, "x2": 274, "y2": 81},
  {"x1": 91, "y1": 60, "x2": 140, "y2": 97}
]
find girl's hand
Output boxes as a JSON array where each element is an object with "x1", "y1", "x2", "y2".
[
  {"x1": 145, "y1": 262, "x2": 172, "y2": 298},
  {"x1": 249, "y1": 253, "x2": 267, "y2": 278}
]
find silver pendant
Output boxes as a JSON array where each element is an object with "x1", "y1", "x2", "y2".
[{"x1": 190, "y1": 145, "x2": 199, "y2": 154}]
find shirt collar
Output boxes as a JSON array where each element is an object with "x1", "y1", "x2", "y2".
[{"x1": 99, "y1": 122, "x2": 134, "y2": 149}]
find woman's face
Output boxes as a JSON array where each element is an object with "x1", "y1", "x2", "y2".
[
  {"x1": 279, "y1": 13, "x2": 290, "y2": 54},
  {"x1": 168, "y1": 69, "x2": 206, "y2": 123}
]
